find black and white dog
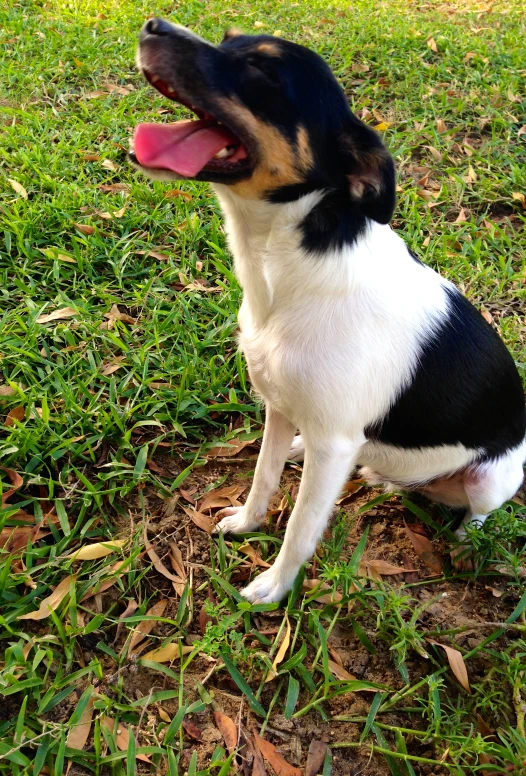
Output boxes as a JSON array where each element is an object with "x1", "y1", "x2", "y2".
[{"x1": 131, "y1": 20, "x2": 526, "y2": 603}]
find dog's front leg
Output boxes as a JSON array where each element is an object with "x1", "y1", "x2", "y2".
[
  {"x1": 214, "y1": 405, "x2": 296, "y2": 535},
  {"x1": 241, "y1": 438, "x2": 360, "y2": 604}
]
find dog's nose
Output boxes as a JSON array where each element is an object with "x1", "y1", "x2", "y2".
[{"x1": 143, "y1": 17, "x2": 173, "y2": 37}]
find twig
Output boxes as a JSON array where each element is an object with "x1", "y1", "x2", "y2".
[{"x1": 330, "y1": 741, "x2": 456, "y2": 769}]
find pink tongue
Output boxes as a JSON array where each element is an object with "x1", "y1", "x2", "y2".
[{"x1": 133, "y1": 120, "x2": 243, "y2": 177}]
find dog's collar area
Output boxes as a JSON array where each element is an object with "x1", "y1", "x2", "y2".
[{"x1": 132, "y1": 69, "x2": 250, "y2": 176}]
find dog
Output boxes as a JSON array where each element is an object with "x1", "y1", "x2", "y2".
[{"x1": 131, "y1": 19, "x2": 526, "y2": 603}]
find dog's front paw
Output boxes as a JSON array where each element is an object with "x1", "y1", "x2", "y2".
[
  {"x1": 213, "y1": 506, "x2": 261, "y2": 535},
  {"x1": 241, "y1": 566, "x2": 291, "y2": 604}
]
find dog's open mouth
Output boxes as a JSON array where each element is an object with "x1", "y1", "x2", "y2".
[{"x1": 132, "y1": 70, "x2": 249, "y2": 177}]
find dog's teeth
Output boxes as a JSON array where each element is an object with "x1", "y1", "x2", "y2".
[
  {"x1": 166, "y1": 86, "x2": 177, "y2": 95},
  {"x1": 213, "y1": 145, "x2": 237, "y2": 159},
  {"x1": 150, "y1": 74, "x2": 161, "y2": 84}
]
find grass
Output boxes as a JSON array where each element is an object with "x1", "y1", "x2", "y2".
[{"x1": 1, "y1": 0, "x2": 526, "y2": 773}]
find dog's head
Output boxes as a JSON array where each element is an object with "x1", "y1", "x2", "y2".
[{"x1": 131, "y1": 19, "x2": 395, "y2": 222}]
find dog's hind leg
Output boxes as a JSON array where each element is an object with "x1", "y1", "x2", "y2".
[
  {"x1": 215, "y1": 405, "x2": 296, "y2": 535},
  {"x1": 241, "y1": 436, "x2": 361, "y2": 603}
]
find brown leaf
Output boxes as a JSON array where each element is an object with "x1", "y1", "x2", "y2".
[
  {"x1": 427, "y1": 36, "x2": 438, "y2": 53},
  {"x1": 512, "y1": 192, "x2": 525, "y2": 208},
  {"x1": 328, "y1": 659, "x2": 357, "y2": 682},
  {"x1": 335, "y1": 479, "x2": 363, "y2": 505},
  {"x1": 104, "y1": 304, "x2": 136, "y2": 325},
  {"x1": 66, "y1": 690, "x2": 94, "y2": 750},
  {"x1": 484, "y1": 585, "x2": 504, "y2": 598},
  {"x1": 102, "y1": 718, "x2": 151, "y2": 763},
  {"x1": 157, "y1": 706, "x2": 171, "y2": 723},
  {"x1": 454, "y1": 208, "x2": 469, "y2": 223},
  {"x1": 237, "y1": 542, "x2": 271, "y2": 569},
  {"x1": 169, "y1": 542, "x2": 187, "y2": 580},
  {"x1": 5, "y1": 406, "x2": 25, "y2": 427},
  {"x1": 74, "y1": 223, "x2": 95, "y2": 235},
  {"x1": 85, "y1": 90, "x2": 107, "y2": 99},
  {"x1": 266, "y1": 615, "x2": 291, "y2": 682},
  {"x1": 464, "y1": 52, "x2": 477, "y2": 62},
  {"x1": 136, "y1": 249, "x2": 171, "y2": 261},
  {"x1": 404, "y1": 521, "x2": 443, "y2": 573},
  {"x1": 36, "y1": 307, "x2": 77, "y2": 324},
  {"x1": 207, "y1": 437, "x2": 255, "y2": 458},
  {"x1": 8, "y1": 179, "x2": 28, "y2": 199},
  {"x1": 82, "y1": 153, "x2": 100, "y2": 161},
  {"x1": 481, "y1": 307, "x2": 493, "y2": 325},
  {"x1": 425, "y1": 145, "x2": 442, "y2": 162},
  {"x1": 465, "y1": 165, "x2": 477, "y2": 183},
  {"x1": 101, "y1": 159, "x2": 117, "y2": 171},
  {"x1": 141, "y1": 642, "x2": 194, "y2": 663},
  {"x1": 101, "y1": 363, "x2": 123, "y2": 376},
  {"x1": 306, "y1": 740, "x2": 328, "y2": 776},
  {"x1": 18, "y1": 575, "x2": 75, "y2": 620},
  {"x1": 0, "y1": 386, "x2": 16, "y2": 397},
  {"x1": 165, "y1": 189, "x2": 192, "y2": 201},
  {"x1": 248, "y1": 734, "x2": 267, "y2": 776},
  {"x1": 80, "y1": 560, "x2": 127, "y2": 602},
  {"x1": 518, "y1": 125, "x2": 526, "y2": 138},
  {"x1": 69, "y1": 539, "x2": 126, "y2": 560},
  {"x1": 199, "y1": 484, "x2": 246, "y2": 511},
  {"x1": 436, "y1": 119, "x2": 447, "y2": 133},
  {"x1": 428, "y1": 640, "x2": 470, "y2": 692},
  {"x1": 366, "y1": 559, "x2": 413, "y2": 576},
  {"x1": 301, "y1": 578, "x2": 343, "y2": 604},
  {"x1": 182, "y1": 506, "x2": 215, "y2": 533},
  {"x1": 183, "y1": 720, "x2": 203, "y2": 741},
  {"x1": 1, "y1": 467, "x2": 24, "y2": 504},
  {"x1": 253, "y1": 731, "x2": 302, "y2": 776},
  {"x1": 98, "y1": 183, "x2": 130, "y2": 193},
  {"x1": 143, "y1": 527, "x2": 185, "y2": 584},
  {"x1": 129, "y1": 599, "x2": 168, "y2": 652},
  {"x1": 214, "y1": 711, "x2": 238, "y2": 754}
]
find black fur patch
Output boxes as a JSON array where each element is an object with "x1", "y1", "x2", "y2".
[
  {"x1": 299, "y1": 190, "x2": 369, "y2": 253},
  {"x1": 365, "y1": 287, "x2": 526, "y2": 456}
]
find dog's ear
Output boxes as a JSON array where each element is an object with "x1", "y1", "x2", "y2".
[{"x1": 340, "y1": 118, "x2": 396, "y2": 224}]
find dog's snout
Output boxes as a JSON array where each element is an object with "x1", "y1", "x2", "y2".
[{"x1": 143, "y1": 17, "x2": 173, "y2": 37}]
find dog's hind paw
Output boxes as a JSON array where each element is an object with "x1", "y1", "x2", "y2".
[{"x1": 288, "y1": 435, "x2": 305, "y2": 462}]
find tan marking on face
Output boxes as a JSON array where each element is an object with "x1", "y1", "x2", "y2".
[
  {"x1": 217, "y1": 98, "x2": 302, "y2": 198},
  {"x1": 223, "y1": 27, "x2": 243, "y2": 40},
  {"x1": 296, "y1": 125, "x2": 314, "y2": 172},
  {"x1": 256, "y1": 42, "x2": 281, "y2": 56}
]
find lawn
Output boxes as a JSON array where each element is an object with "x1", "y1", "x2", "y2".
[{"x1": 1, "y1": 0, "x2": 526, "y2": 773}]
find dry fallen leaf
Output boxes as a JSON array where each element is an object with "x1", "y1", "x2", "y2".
[
  {"x1": 142, "y1": 643, "x2": 194, "y2": 662},
  {"x1": 5, "y1": 406, "x2": 25, "y2": 427},
  {"x1": 425, "y1": 145, "x2": 442, "y2": 162},
  {"x1": 157, "y1": 707, "x2": 171, "y2": 723},
  {"x1": 480, "y1": 307, "x2": 493, "y2": 325},
  {"x1": 182, "y1": 506, "x2": 215, "y2": 534},
  {"x1": 328, "y1": 659, "x2": 357, "y2": 681},
  {"x1": 36, "y1": 307, "x2": 77, "y2": 324},
  {"x1": 66, "y1": 690, "x2": 95, "y2": 750},
  {"x1": 73, "y1": 223, "x2": 95, "y2": 235},
  {"x1": 169, "y1": 542, "x2": 186, "y2": 580},
  {"x1": 165, "y1": 188, "x2": 192, "y2": 201},
  {"x1": 98, "y1": 183, "x2": 130, "y2": 193},
  {"x1": 114, "y1": 599, "x2": 138, "y2": 645},
  {"x1": 427, "y1": 36, "x2": 438, "y2": 53},
  {"x1": 135, "y1": 249, "x2": 170, "y2": 261},
  {"x1": 428, "y1": 640, "x2": 470, "y2": 692},
  {"x1": 455, "y1": 208, "x2": 469, "y2": 223},
  {"x1": 306, "y1": 740, "x2": 328, "y2": 776},
  {"x1": 199, "y1": 484, "x2": 246, "y2": 512},
  {"x1": 104, "y1": 304, "x2": 136, "y2": 325},
  {"x1": 518, "y1": 125, "x2": 526, "y2": 138},
  {"x1": 464, "y1": 52, "x2": 477, "y2": 62},
  {"x1": 512, "y1": 192, "x2": 525, "y2": 208},
  {"x1": 335, "y1": 479, "x2": 363, "y2": 505},
  {"x1": 101, "y1": 159, "x2": 117, "y2": 171},
  {"x1": 266, "y1": 615, "x2": 291, "y2": 682},
  {"x1": 237, "y1": 542, "x2": 271, "y2": 569},
  {"x1": 213, "y1": 711, "x2": 238, "y2": 754},
  {"x1": 8, "y1": 179, "x2": 28, "y2": 199},
  {"x1": 207, "y1": 437, "x2": 255, "y2": 458},
  {"x1": 485, "y1": 585, "x2": 504, "y2": 598},
  {"x1": 366, "y1": 559, "x2": 414, "y2": 576},
  {"x1": 18, "y1": 575, "x2": 75, "y2": 620},
  {"x1": 69, "y1": 539, "x2": 126, "y2": 561},
  {"x1": 253, "y1": 731, "x2": 302, "y2": 776},
  {"x1": 101, "y1": 363, "x2": 123, "y2": 376},
  {"x1": 129, "y1": 599, "x2": 168, "y2": 652},
  {"x1": 82, "y1": 153, "x2": 100, "y2": 161},
  {"x1": 0, "y1": 467, "x2": 24, "y2": 503},
  {"x1": 182, "y1": 719, "x2": 203, "y2": 741},
  {"x1": 436, "y1": 118, "x2": 447, "y2": 133},
  {"x1": 253, "y1": 21, "x2": 266, "y2": 28},
  {"x1": 302, "y1": 578, "x2": 343, "y2": 604},
  {"x1": 404, "y1": 521, "x2": 443, "y2": 573},
  {"x1": 465, "y1": 165, "x2": 477, "y2": 183},
  {"x1": 374, "y1": 121, "x2": 391, "y2": 131},
  {"x1": 102, "y1": 718, "x2": 151, "y2": 763},
  {"x1": 0, "y1": 385, "x2": 16, "y2": 397},
  {"x1": 143, "y1": 526, "x2": 185, "y2": 585}
]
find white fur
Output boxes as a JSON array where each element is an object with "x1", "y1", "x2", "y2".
[{"x1": 213, "y1": 186, "x2": 526, "y2": 602}]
